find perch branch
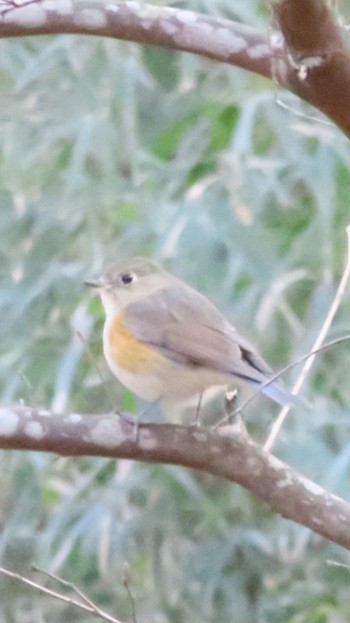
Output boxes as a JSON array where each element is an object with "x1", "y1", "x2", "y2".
[{"x1": 0, "y1": 405, "x2": 350, "y2": 549}]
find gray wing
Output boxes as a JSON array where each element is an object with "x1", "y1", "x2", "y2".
[{"x1": 123, "y1": 285, "x2": 273, "y2": 385}]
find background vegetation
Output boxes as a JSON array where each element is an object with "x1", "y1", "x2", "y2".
[{"x1": 1, "y1": 0, "x2": 350, "y2": 621}]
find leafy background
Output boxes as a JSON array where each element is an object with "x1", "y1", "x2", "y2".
[{"x1": 1, "y1": 0, "x2": 350, "y2": 621}]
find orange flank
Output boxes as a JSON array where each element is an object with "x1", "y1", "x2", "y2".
[{"x1": 107, "y1": 312, "x2": 162, "y2": 374}]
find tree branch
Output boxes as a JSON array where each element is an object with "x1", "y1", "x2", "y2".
[
  {"x1": 1, "y1": 405, "x2": 350, "y2": 550},
  {"x1": 0, "y1": 0, "x2": 273, "y2": 77},
  {"x1": 1, "y1": 1, "x2": 350, "y2": 137},
  {"x1": 273, "y1": 0, "x2": 350, "y2": 136}
]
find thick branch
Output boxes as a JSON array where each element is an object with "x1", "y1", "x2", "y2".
[
  {"x1": 0, "y1": 0, "x2": 273, "y2": 77},
  {"x1": 274, "y1": 0, "x2": 350, "y2": 136},
  {"x1": 1, "y1": 405, "x2": 350, "y2": 550},
  {"x1": 1, "y1": 1, "x2": 350, "y2": 135}
]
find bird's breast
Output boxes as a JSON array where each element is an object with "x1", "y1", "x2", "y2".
[{"x1": 104, "y1": 312, "x2": 161, "y2": 374}]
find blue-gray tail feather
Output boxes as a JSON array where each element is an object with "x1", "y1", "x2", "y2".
[{"x1": 261, "y1": 382, "x2": 303, "y2": 407}]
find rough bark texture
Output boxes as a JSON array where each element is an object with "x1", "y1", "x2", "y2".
[
  {"x1": 274, "y1": 0, "x2": 350, "y2": 137},
  {"x1": 1, "y1": 1, "x2": 350, "y2": 136},
  {"x1": 1, "y1": 405, "x2": 350, "y2": 550},
  {"x1": 0, "y1": 1, "x2": 273, "y2": 77}
]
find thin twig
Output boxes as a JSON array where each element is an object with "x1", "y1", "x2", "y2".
[
  {"x1": 327, "y1": 559, "x2": 350, "y2": 569},
  {"x1": 122, "y1": 563, "x2": 137, "y2": 623},
  {"x1": 0, "y1": 566, "x2": 124, "y2": 623},
  {"x1": 264, "y1": 224, "x2": 350, "y2": 452},
  {"x1": 32, "y1": 566, "x2": 101, "y2": 611},
  {"x1": 214, "y1": 333, "x2": 350, "y2": 430},
  {"x1": 276, "y1": 96, "x2": 334, "y2": 127}
]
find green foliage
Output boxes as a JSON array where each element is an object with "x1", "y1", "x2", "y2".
[{"x1": 1, "y1": 1, "x2": 350, "y2": 621}]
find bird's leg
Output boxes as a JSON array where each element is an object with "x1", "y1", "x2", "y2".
[
  {"x1": 192, "y1": 393, "x2": 203, "y2": 426},
  {"x1": 113, "y1": 409, "x2": 135, "y2": 424},
  {"x1": 113, "y1": 403, "x2": 156, "y2": 442},
  {"x1": 224, "y1": 389, "x2": 238, "y2": 422},
  {"x1": 112, "y1": 409, "x2": 140, "y2": 441}
]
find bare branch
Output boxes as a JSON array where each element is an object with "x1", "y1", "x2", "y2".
[
  {"x1": 273, "y1": 0, "x2": 350, "y2": 136},
  {"x1": 0, "y1": 0, "x2": 273, "y2": 78},
  {"x1": 0, "y1": 566, "x2": 124, "y2": 623},
  {"x1": 1, "y1": 0, "x2": 350, "y2": 135},
  {"x1": 1, "y1": 404, "x2": 350, "y2": 550},
  {"x1": 275, "y1": 0, "x2": 343, "y2": 60}
]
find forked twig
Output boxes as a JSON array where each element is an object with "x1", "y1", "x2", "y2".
[
  {"x1": 264, "y1": 224, "x2": 350, "y2": 452},
  {"x1": 0, "y1": 566, "x2": 124, "y2": 623}
]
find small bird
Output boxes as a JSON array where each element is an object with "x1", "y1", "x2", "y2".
[{"x1": 85, "y1": 257, "x2": 297, "y2": 408}]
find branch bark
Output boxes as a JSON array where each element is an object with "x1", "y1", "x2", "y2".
[
  {"x1": 1, "y1": 405, "x2": 350, "y2": 550},
  {"x1": 273, "y1": 0, "x2": 350, "y2": 137},
  {"x1": 0, "y1": 0, "x2": 273, "y2": 77},
  {"x1": 1, "y1": 0, "x2": 350, "y2": 136}
]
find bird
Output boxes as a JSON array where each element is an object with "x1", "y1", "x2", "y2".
[{"x1": 85, "y1": 257, "x2": 298, "y2": 408}]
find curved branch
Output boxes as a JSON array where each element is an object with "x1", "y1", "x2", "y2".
[
  {"x1": 0, "y1": 0, "x2": 273, "y2": 77},
  {"x1": 1, "y1": 405, "x2": 350, "y2": 550},
  {"x1": 1, "y1": 0, "x2": 350, "y2": 137},
  {"x1": 273, "y1": 0, "x2": 350, "y2": 136}
]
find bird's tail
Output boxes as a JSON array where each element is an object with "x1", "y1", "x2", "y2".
[{"x1": 261, "y1": 381, "x2": 304, "y2": 408}]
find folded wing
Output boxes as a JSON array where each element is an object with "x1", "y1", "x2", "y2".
[{"x1": 123, "y1": 285, "x2": 274, "y2": 385}]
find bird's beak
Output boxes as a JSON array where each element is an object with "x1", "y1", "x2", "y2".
[{"x1": 84, "y1": 279, "x2": 103, "y2": 288}]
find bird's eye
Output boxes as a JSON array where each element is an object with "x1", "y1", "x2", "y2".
[{"x1": 120, "y1": 272, "x2": 135, "y2": 285}]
